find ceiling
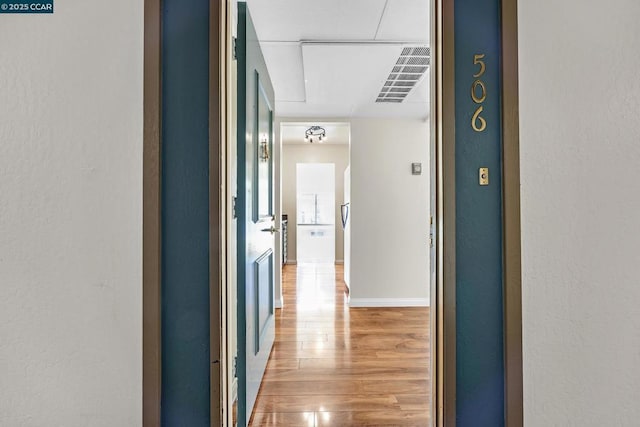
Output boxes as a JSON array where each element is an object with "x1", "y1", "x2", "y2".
[
  {"x1": 281, "y1": 122, "x2": 350, "y2": 145},
  {"x1": 246, "y1": 0, "x2": 430, "y2": 119}
]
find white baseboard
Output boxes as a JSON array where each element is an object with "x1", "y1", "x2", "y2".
[
  {"x1": 275, "y1": 296, "x2": 284, "y2": 309},
  {"x1": 231, "y1": 377, "x2": 238, "y2": 402},
  {"x1": 349, "y1": 297, "x2": 430, "y2": 308},
  {"x1": 288, "y1": 260, "x2": 343, "y2": 265}
]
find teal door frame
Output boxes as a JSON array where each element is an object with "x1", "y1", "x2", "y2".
[
  {"x1": 159, "y1": 0, "x2": 212, "y2": 422},
  {"x1": 143, "y1": 0, "x2": 224, "y2": 425},
  {"x1": 434, "y1": 0, "x2": 523, "y2": 425},
  {"x1": 142, "y1": 0, "x2": 524, "y2": 425}
]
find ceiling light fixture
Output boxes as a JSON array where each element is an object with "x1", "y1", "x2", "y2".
[{"x1": 305, "y1": 126, "x2": 326, "y2": 143}]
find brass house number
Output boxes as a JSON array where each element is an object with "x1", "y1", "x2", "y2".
[{"x1": 471, "y1": 54, "x2": 487, "y2": 132}]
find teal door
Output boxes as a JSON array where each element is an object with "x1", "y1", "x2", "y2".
[{"x1": 236, "y1": 3, "x2": 276, "y2": 426}]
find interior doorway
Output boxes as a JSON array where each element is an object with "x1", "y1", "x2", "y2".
[
  {"x1": 143, "y1": 0, "x2": 523, "y2": 425},
  {"x1": 296, "y1": 163, "x2": 336, "y2": 264},
  {"x1": 233, "y1": 1, "x2": 434, "y2": 426}
]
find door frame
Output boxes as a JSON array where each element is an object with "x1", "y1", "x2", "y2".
[
  {"x1": 142, "y1": 0, "x2": 226, "y2": 425},
  {"x1": 435, "y1": 0, "x2": 522, "y2": 424},
  {"x1": 142, "y1": 0, "x2": 161, "y2": 424},
  {"x1": 142, "y1": 0, "x2": 523, "y2": 425},
  {"x1": 500, "y1": 0, "x2": 524, "y2": 424}
]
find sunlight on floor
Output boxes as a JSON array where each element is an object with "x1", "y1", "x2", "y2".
[{"x1": 249, "y1": 264, "x2": 430, "y2": 427}]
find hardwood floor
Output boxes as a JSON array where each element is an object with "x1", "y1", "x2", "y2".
[{"x1": 249, "y1": 264, "x2": 431, "y2": 426}]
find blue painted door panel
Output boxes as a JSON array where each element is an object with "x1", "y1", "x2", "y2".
[
  {"x1": 454, "y1": 0, "x2": 505, "y2": 425},
  {"x1": 237, "y1": 3, "x2": 276, "y2": 426}
]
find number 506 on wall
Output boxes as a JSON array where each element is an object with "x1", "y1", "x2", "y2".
[{"x1": 472, "y1": 54, "x2": 487, "y2": 132}]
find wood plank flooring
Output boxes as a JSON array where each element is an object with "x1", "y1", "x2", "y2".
[{"x1": 249, "y1": 264, "x2": 431, "y2": 426}]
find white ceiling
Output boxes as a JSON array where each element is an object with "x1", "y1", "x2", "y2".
[
  {"x1": 246, "y1": 0, "x2": 430, "y2": 119},
  {"x1": 281, "y1": 122, "x2": 350, "y2": 145}
]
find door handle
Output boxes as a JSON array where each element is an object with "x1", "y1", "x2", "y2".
[
  {"x1": 261, "y1": 225, "x2": 280, "y2": 234},
  {"x1": 340, "y1": 203, "x2": 349, "y2": 229}
]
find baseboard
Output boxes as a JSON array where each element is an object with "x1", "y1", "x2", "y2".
[
  {"x1": 349, "y1": 297, "x2": 430, "y2": 308},
  {"x1": 287, "y1": 260, "x2": 341, "y2": 265},
  {"x1": 231, "y1": 377, "x2": 238, "y2": 402}
]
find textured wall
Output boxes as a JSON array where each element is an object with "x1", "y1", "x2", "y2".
[
  {"x1": 0, "y1": 2, "x2": 143, "y2": 426},
  {"x1": 519, "y1": 0, "x2": 640, "y2": 424},
  {"x1": 349, "y1": 118, "x2": 430, "y2": 305},
  {"x1": 282, "y1": 144, "x2": 349, "y2": 263}
]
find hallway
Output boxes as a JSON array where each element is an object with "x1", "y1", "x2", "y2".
[{"x1": 249, "y1": 264, "x2": 430, "y2": 426}]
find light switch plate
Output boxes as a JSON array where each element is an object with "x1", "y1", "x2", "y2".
[{"x1": 412, "y1": 163, "x2": 422, "y2": 175}]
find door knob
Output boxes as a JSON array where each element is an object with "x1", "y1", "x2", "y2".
[{"x1": 261, "y1": 225, "x2": 279, "y2": 234}]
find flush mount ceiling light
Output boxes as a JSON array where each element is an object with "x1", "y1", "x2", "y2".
[{"x1": 304, "y1": 126, "x2": 327, "y2": 143}]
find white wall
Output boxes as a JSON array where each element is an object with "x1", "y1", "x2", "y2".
[
  {"x1": 0, "y1": 3, "x2": 143, "y2": 426},
  {"x1": 282, "y1": 144, "x2": 349, "y2": 263},
  {"x1": 519, "y1": 1, "x2": 640, "y2": 424},
  {"x1": 349, "y1": 118, "x2": 430, "y2": 306}
]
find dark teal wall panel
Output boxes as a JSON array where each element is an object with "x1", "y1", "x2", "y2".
[
  {"x1": 161, "y1": 0, "x2": 211, "y2": 425},
  {"x1": 454, "y1": 0, "x2": 505, "y2": 425}
]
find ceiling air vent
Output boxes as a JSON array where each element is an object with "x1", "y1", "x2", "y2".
[{"x1": 376, "y1": 46, "x2": 430, "y2": 103}]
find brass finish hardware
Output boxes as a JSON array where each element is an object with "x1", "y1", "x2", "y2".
[
  {"x1": 471, "y1": 80, "x2": 487, "y2": 104},
  {"x1": 471, "y1": 53, "x2": 488, "y2": 132},
  {"x1": 479, "y1": 167, "x2": 489, "y2": 186},
  {"x1": 473, "y1": 54, "x2": 486, "y2": 77},
  {"x1": 472, "y1": 106, "x2": 487, "y2": 132}
]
